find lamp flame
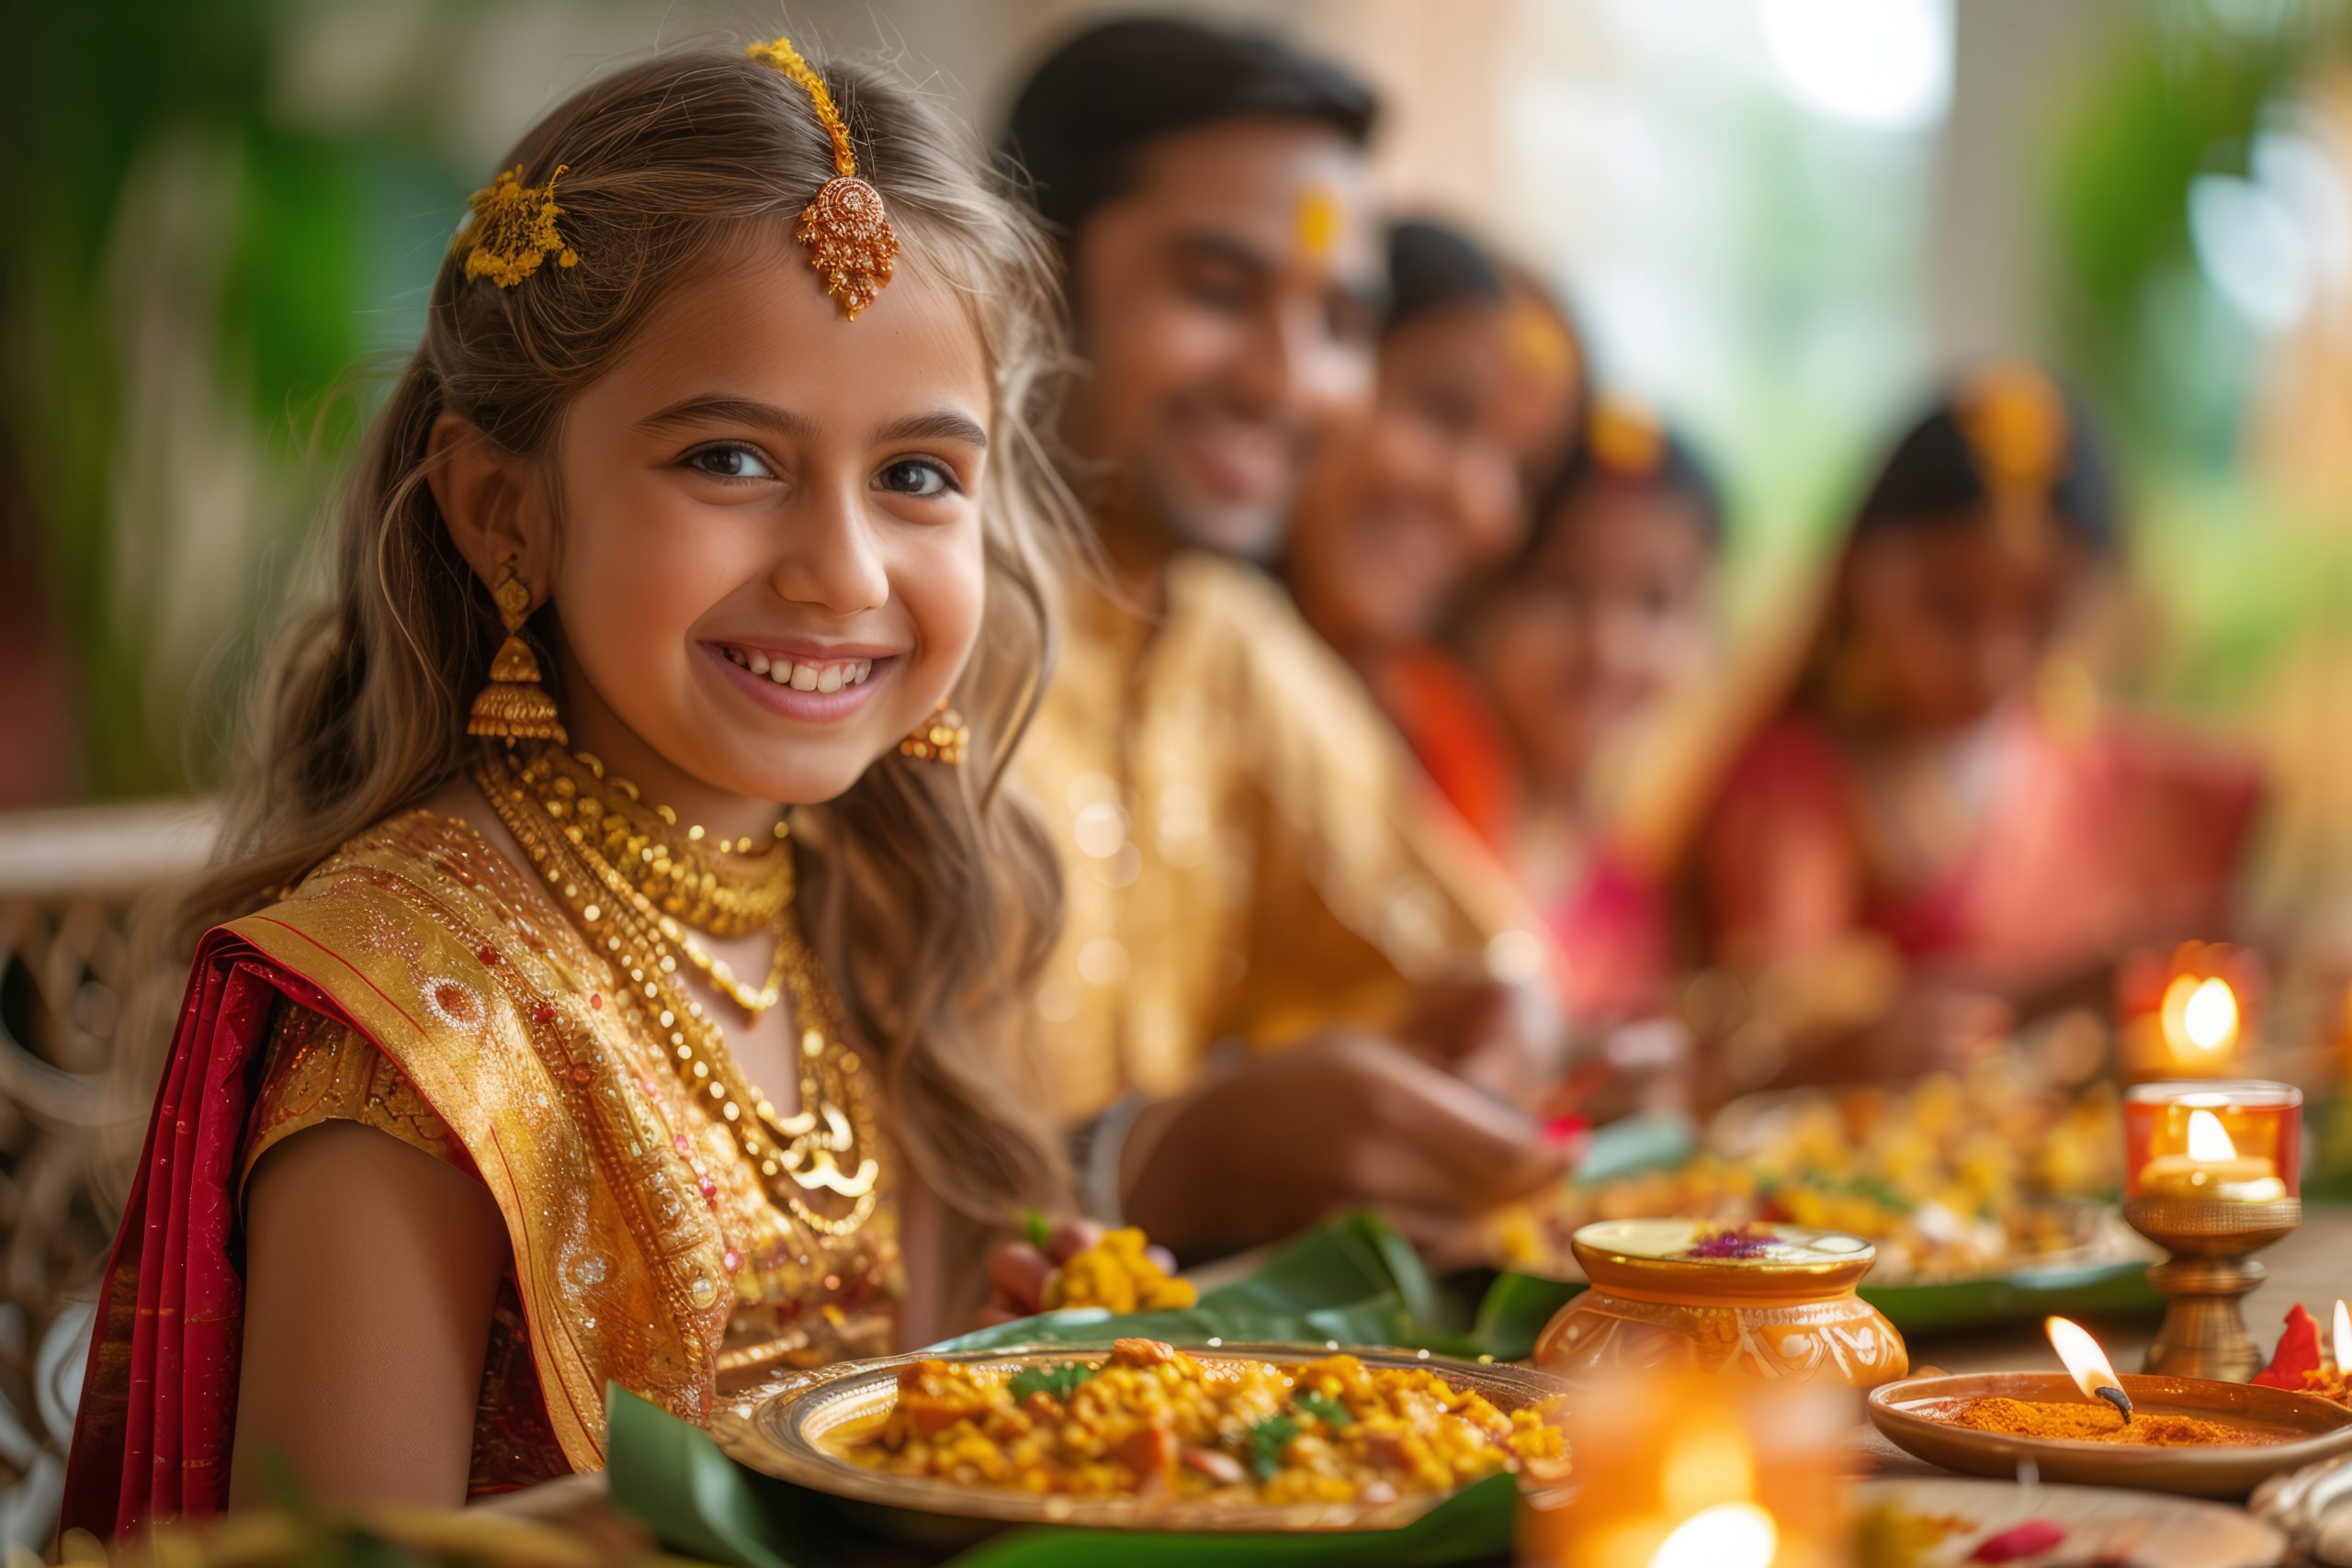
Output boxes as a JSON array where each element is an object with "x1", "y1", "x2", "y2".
[
  {"x1": 2163, "y1": 974, "x2": 2239, "y2": 1056},
  {"x1": 2047, "y1": 1315, "x2": 2130, "y2": 1417},
  {"x1": 1652, "y1": 1502, "x2": 1779, "y2": 1568},
  {"x1": 2184, "y1": 978, "x2": 2238, "y2": 1053},
  {"x1": 2184, "y1": 1108, "x2": 2239, "y2": 1162},
  {"x1": 2335, "y1": 1300, "x2": 2350, "y2": 1372}
]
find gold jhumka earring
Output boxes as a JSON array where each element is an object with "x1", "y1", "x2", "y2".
[
  {"x1": 899, "y1": 700, "x2": 968, "y2": 765},
  {"x1": 467, "y1": 567, "x2": 568, "y2": 746},
  {"x1": 747, "y1": 36, "x2": 900, "y2": 321}
]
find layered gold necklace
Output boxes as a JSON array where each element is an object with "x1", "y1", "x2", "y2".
[{"x1": 479, "y1": 742, "x2": 881, "y2": 1237}]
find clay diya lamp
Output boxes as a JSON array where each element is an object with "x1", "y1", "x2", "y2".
[
  {"x1": 1532, "y1": 1219, "x2": 1907, "y2": 1389},
  {"x1": 1521, "y1": 1362, "x2": 1851, "y2": 1568},
  {"x1": 1869, "y1": 1314, "x2": 2352, "y2": 1497}
]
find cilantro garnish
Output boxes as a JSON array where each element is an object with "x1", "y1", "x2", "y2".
[
  {"x1": 1249, "y1": 1414, "x2": 1302, "y2": 1482},
  {"x1": 1294, "y1": 1389, "x2": 1353, "y2": 1427},
  {"x1": 1009, "y1": 1361, "x2": 1095, "y2": 1404}
]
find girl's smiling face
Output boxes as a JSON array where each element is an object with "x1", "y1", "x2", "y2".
[{"x1": 541, "y1": 233, "x2": 991, "y2": 807}]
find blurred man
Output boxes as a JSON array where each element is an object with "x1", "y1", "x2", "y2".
[{"x1": 1000, "y1": 16, "x2": 1569, "y2": 1262}]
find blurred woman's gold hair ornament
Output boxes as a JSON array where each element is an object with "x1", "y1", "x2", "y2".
[
  {"x1": 749, "y1": 35, "x2": 900, "y2": 320},
  {"x1": 458, "y1": 164, "x2": 581, "y2": 288},
  {"x1": 467, "y1": 566, "x2": 568, "y2": 745},
  {"x1": 1506, "y1": 296, "x2": 1577, "y2": 390},
  {"x1": 1589, "y1": 396, "x2": 1668, "y2": 479},
  {"x1": 899, "y1": 698, "x2": 969, "y2": 765},
  {"x1": 1958, "y1": 361, "x2": 2071, "y2": 555}
]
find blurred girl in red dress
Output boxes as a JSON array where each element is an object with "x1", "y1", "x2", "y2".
[
  {"x1": 1430, "y1": 399, "x2": 1725, "y2": 1025},
  {"x1": 1681, "y1": 365, "x2": 2261, "y2": 1086}
]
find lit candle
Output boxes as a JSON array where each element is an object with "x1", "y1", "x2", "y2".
[
  {"x1": 1652, "y1": 1502, "x2": 1779, "y2": 1568},
  {"x1": 2118, "y1": 943, "x2": 2263, "y2": 1079},
  {"x1": 2047, "y1": 1314, "x2": 2132, "y2": 1422},
  {"x1": 2136, "y1": 1108, "x2": 2288, "y2": 1202}
]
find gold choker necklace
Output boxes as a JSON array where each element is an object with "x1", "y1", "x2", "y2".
[
  {"x1": 528, "y1": 744, "x2": 793, "y2": 936},
  {"x1": 518, "y1": 745, "x2": 790, "y2": 1014},
  {"x1": 480, "y1": 743, "x2": 881, "y2": 1238}
]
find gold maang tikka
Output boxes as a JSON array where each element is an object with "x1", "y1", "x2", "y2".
[
  {"x1": 1957, "y1": 361, "x2": 2070, "y2": 559},
  {"x1": 748, "y1": 36, "x2": 899, "y2": 321},
  {"x1": 1588, "y1": 397, "x2": 1668, "y2": 479}
]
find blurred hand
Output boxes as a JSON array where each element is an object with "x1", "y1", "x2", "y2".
[
  {"x1": 1861, "y1": 984, "x2": 2012, "y2": 1080},
  {"x1": 1120, "y1": 1031, "x2": 1577, "y2": 1257},
  {"x1": 1396, "y1": 975, "x2": 1567, "y2": 1104}
]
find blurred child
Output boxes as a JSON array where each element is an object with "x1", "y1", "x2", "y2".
[
  {"x1": 1285, "y1": 221, "x2": 1585, "y2": 694},
  {"x1": 67, "y1": 38, "x2": 1080, "y2": 1529},
  {"x1": 1419, "y1": 399, "x2": 1724, "y2": 1023},
  {"x1": 1684, "y1": 364, "x2": 2261, "y2": 1085}
]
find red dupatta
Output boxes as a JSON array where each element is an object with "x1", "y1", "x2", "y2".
[
  {"x1": 62, "y1": 931, "x2": 348, "y2": 1537},
  {"x1": 62, "y1": 809, "x2": 744, "y2": 1542}
]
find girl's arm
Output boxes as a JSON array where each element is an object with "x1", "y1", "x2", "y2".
[{"x1": 230, "y1": 1120, "x2": 510, "y2": 1510}]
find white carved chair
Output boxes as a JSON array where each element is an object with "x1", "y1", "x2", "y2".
[{"x1": 0, "y1": 802, "x2": 218, "y2": 1552}]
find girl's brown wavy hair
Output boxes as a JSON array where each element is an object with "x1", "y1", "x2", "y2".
[{"x1": 160, "y1": 42, "x2": 1082, "y2": 1263}]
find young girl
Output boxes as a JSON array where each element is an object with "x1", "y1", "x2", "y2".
[
  {"x1": 1424, "y1": 399, "x2": 1724, "y2": 1024},
  {"x1": 1684, "y1": 365, "x2": 2261, "y2": 1083},
  {"x1": 64, "y1": 38, "x2": 1078, "y2": 1533}
]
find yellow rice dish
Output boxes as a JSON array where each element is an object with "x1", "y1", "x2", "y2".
[
  {"x1": 845, "y1": 1337, "x2": 1567, "y2": 1505},
  {"x1": 1493, "y1": 1069, "x2": 2126, "y2": 1282}
]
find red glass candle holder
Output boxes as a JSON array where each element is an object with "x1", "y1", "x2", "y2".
[{"x1": 2120, "y1": 1080, "x2": 2302, "y2": 1382}]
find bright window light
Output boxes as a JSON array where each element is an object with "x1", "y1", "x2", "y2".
[
  {"x1": 2190, "y1": 171, "x2": 2313, "y2": 332},
  {"x1": 1759, "y1": 0, "x2": 1953, "y2": 132}
]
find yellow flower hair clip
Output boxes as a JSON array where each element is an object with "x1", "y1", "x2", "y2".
[
  {"x1": 1957, "y1": 361, "x2": 2071, "y2": 556},
  {"x1": 748, "y1": 35, "x2": 899, "y2": 321},
  {"x1": 1589, "y1": 396, "x2": 1668, "y2": 479},
  {"x1": 459, "y1": 164, "x2": 580, "y2": 289}
]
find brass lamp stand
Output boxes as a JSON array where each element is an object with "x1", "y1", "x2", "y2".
[{"x1": 2121, "y1": 1191, "x2": 2301, "y2": 1382}]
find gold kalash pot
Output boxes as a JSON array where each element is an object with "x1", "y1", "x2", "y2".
[{"x1": 1532, "y1": 1219, "x2": 1909, "y2": 1387}]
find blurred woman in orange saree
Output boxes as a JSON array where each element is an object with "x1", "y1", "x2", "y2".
[{"x1": 1679, "y1": 366, "x2": 2262, "y2": 1085}]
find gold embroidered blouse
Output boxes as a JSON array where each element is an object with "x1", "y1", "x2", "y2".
[
  {"x1": 227, "y1": 808, "x2": 900, "y2": 1489},
  {"x1": 1017, "y1": 554, "x2": 1538, "y2": 1121}
]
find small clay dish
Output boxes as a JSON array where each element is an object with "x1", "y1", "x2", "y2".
[{"x1": 1868, "y1": 1370, "x2": 2352, "y2": 1497}]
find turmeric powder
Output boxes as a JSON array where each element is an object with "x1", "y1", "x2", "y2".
[{"x1": 1943, "y1": 1396, "x2": 2273, "y2": 1447}]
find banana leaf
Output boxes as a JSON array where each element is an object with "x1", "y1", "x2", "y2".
[
  {"x1": 606, "y1": 1384, "x2": 827, "y2": 1568},
  {"x1": 936, "y1": 1211, "x2": 1476, "y2": 1357}
]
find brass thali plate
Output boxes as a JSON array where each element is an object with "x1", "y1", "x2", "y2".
[{"x1": 712, "y1": 1341, "x2": 1568, "y2": 1537}]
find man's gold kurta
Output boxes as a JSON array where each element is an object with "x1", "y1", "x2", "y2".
[{"x1": 1020, "y1": 553, "x2": 1536, "y2": 1121}]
